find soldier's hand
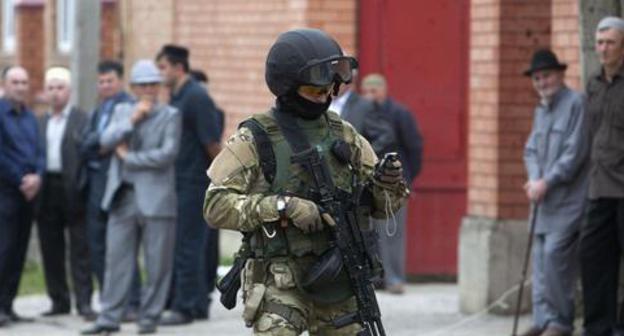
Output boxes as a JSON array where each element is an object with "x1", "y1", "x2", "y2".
[
  {"x1": 376, "y1": 158, "x2": 403, "y2": 185},
  {"x1": 286, "y1": 197, "x2": 323, "y2": 233}
]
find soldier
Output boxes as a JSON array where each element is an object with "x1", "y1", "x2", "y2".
[{"x1": 204, "y1": 28, "x2": 408, "y2": 335}]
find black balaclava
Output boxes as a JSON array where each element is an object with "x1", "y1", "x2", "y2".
[{"x1": 277, "y1": 91, "x2": 332, "y2": 120}]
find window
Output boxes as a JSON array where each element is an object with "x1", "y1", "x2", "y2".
[
  {"x1": 3, "y1": 0, "x2": 15, "y2": 53},
  {"x1": 57, "y1": 0, "x2": 75, "y2": 53}
]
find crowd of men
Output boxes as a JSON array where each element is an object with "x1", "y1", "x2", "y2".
[
  {"x1": 520, "y1": 16, "x2": 624, "y2": 336},
  {"x1": 0, "y1": 44, "x2": 223, "y2": 334},
  {"x1": 0, "y1": 33, "x2": 421, "y2": 334}
]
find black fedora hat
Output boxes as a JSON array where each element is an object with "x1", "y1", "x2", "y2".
[{"x1": 523, "y1": 49, "x2": 567, "y2": 76}]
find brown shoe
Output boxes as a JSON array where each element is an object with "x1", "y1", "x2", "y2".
[
  {"x1": 540, "y1": 326, "x2": 571, "y2": 336},
  {"x1": 518, "y1": 326, "x2": 544, "y2": 336}
]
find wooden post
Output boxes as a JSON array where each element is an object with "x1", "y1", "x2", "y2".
[{"x1": 71, "y1": 0, "x2": 101, "y2": 112}]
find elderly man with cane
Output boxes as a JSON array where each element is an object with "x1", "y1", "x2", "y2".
[{"x1": 516, "y1": 49, "x2": 590, "y2": 336}]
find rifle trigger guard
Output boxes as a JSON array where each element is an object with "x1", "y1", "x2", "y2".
[{"x1": 262, "y1": 224, "x2": 277, "y2": 239}]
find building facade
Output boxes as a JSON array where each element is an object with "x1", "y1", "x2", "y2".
[{"x1": 5, "y1": 0, "x2": 597, "y2": 310}]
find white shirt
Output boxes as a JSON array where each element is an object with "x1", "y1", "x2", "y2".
[
  {"x1": 329, "y1": 90, "x2": 352, "y2": 116},
  {"x1": 46, "y1": 105, "x2": 70, "y2": 172}
]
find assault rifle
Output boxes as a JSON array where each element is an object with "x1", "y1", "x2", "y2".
[{"x1": 291, "y1": 147, "x2": 391, "y2": 336}]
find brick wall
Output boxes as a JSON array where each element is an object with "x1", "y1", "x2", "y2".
[
  {"x1": 101, "y1": 1, "x2": 120, "y2": 60},
  {"x1": 468, "y1": 0, "x2": 501, "y2": 218},
  {"x1": 172, "y1": 0, "x2": 356, "y2": 140},
  {"x1": 551, "y1": 0, "x2": 581, "y2": 90},
  {"x1": 468, "y1": 0, "x2": 551, "y2": 220},
  {"x1": 120, "y1": 0, "x2": 174, "y2": 79},
  {"x1": 15, "y1": 1, "x2": 45, "y2": 102}
]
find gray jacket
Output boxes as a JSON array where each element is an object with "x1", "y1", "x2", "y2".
[
  {"x1": 524, "y1": 87, "x2": 589, "y2": 233},
  {"x1": 100, "y1": 102, "x2": 181, "y2": 218}
]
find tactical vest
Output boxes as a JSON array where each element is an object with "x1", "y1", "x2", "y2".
[{"x1": 240, "y1": 110, "x2": 375, "y2": 303}]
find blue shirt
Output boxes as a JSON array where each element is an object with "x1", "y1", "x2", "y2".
[
  {"x1": 0, "y1": 99, "x2": 45, "y2": 188},
  {"x1": 81, "y1": 91, "x2": 133, "y2": 170},
  {"x1": 171, "y1": 78, "x2": 220, "y2": 184}
]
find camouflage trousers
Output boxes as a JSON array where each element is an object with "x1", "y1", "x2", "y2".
[{"x1": 242, "y1": 259, "x2": 363, "y2": 335}]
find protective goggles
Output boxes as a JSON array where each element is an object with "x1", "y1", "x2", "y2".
[
  {"x1": 298, "y1": 83, "x2": 335, "y2": 96},
  {"x1": 298, "y1": 56, "x2": 358, "y2": 86}
]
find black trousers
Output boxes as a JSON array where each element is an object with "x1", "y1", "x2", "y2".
[
  {"x1": 203, "y1": 225, "x2": 219, "y2": 310},
  {"x1": 170, "y1": 182, "x2": 211, "y2": 317},
  {"x1": 37, "y1": 174, "x2": 93, "y2": 311},
  {"x1": 580, "y1": 198, "x2": 624, "y2": 336},
  {"x1": 0, "y1": 184, "x2": 34, "y2": 314}
]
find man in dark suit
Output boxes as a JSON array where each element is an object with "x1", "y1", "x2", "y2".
[
  {"x1": 36, "y1": 67, "x2": 94, "y2": 320},
  {"x1": 329, "y1": 79, "x2": 375, "y2": 133},
  {"x1": 157, "y1": 45, "x2": 221, "y2": 325},
  {"x1": 0, "y1": 66, "x2": 44, "y2": 326},
  {"x1": 80, "y1": 60, "x2": 141, "y2": 318},
  {"x1": 362, "y1": 73, "x2": 423, "y2": 295}
]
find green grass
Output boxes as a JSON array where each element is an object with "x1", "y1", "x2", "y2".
[
  {"x1": 18, "y1": 256, "x2": 235, "y2": 297},
  {"x1": 18, "y1": 260, "x2": 46, "y2": 296},
  {"x1": 220, "y1": 255, "x2": 234, "y2": 266}
]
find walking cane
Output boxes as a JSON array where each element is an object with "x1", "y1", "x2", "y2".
[{"x1": 511, "y1": 201, "x2": 538, "y2": 336}]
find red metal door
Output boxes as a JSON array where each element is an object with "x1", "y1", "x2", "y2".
[{"x1": 358, "y1": 0, "x2": 469, "y2": 275}]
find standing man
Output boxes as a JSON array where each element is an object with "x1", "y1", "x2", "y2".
[
  {"x1": 204, "y1": 28, "x2": 408, "y2": 335},
  {"x1": 581, "y1": 16, "x2": 624, "y2": 336},
  {"x1": 361, "y1": 73, "x2": 423, "y2": 294},
  {"x1": 81, "y1": 60, "x2": 141, "y2": 318},
  {"x1": 0, "y1": 66, "x2": 44, "y2": 325},
  {"x1": 36, "y1": 67, "x2": 94, "y2": 320},
  {"x1": 82, "y1": 60, "x2": 181, "y2": 335},
  {"x1": 521, "y1": 49, "x2": 589, "y2": 336},
  {"x1": 189, "y1": 68, "x2": 223, "y2": 310},
  {"x1": 156, "y1": 45, "x2": 222, "y2": 325}
]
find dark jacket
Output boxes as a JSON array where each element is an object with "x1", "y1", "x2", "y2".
[
  {"x1": 586, "y1": 65, "x2": 624, "y2": 199},
  {"x1": 0, "y1": 99, "x2": 45, "y2": 189},
  {"x1": 368, "y1": 98, "x2": 423, "y2": 184},
  {"x1": 37, "y1": 107, "x2": 88, "y2": 218},
  {"x1": 80, "y1": 91, "x2": 134, "y2": 166},
  {"x1": 79, "y1": 91, "x2": 134, "y2": 199},
  {"x1": 340, "y1": 91, "x2": 376, "y2": 134}
]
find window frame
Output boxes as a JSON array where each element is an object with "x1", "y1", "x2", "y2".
[
  {"x1": 56, "y1": 0, "x2": 75, "y2": 53},
  {"x1": 2, "y1": 0, "x2": 16, "y2": 53}
]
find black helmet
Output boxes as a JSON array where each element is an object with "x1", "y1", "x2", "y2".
[{"x1": 265, "y1": 28, "x2": 358, "y2": 97}]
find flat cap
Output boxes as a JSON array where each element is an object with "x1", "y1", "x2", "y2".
[{"x1": 130, "y1": 59, "x2": 162, "y2": 84}]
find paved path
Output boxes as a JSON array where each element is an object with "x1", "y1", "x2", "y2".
[{"x1": 1, "y1": 284, "x2": 531, "y2": 336}]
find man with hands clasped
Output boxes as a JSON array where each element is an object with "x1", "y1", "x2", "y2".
[
  {"x1": 0, "y1": 66, "x2": 44, "y2": 326},
  {"x1": 82, "y1": 60, "x2": 181, "y2": 335}
]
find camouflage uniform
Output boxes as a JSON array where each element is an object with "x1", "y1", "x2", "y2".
[{"x1": 204, "y1": 110, "x2": 407, "y2": 335}]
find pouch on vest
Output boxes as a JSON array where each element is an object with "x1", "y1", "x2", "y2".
[
  {"x1": 243, "y1": 283, "x2": 266, "y2": 327},
  {"x1": 297, "y1": 247, "x2": 353, "y2": 305},
  {"x1": 301, "y1": 246, "x2": 344, "y2": 289},
  {"x1": 269, "y1": 262, "x2": 297, "y2": 289}
]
